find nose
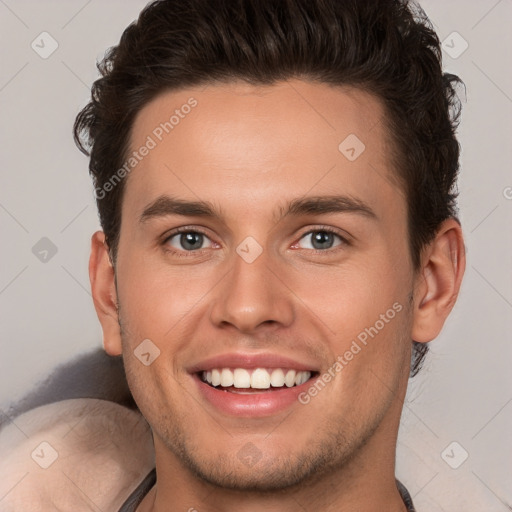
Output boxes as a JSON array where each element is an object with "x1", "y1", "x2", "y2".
[{"x1": 209, "y1": 246, "x2": 295, "y2": 334}]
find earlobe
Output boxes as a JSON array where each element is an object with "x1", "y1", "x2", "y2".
[
  {"x1": 89, "y1": 231, "x2": 123, "y2": 356},
  {"x1": 411, "y1": 219, "x2": 466, "y2": 343}
]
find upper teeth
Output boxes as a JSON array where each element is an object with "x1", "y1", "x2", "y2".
[{"x1": 202, "y1": 368, "x2": 311, "y2": 389}]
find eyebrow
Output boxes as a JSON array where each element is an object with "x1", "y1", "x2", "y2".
[{"x1": 139, "y1": 194, "x2": 377, "y2": 224}]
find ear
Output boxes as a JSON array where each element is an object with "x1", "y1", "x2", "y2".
[
  {"x1": 411, "y1": 218, "x2": 466, "y2": 343},
  {"x1": 89, "y1": 231, "x2": 122, "y2": 356}
]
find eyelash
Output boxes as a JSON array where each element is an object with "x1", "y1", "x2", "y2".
[
  {"x1": 161, "y1": 226, "x2": 350, "y2": 258},
  {"x1": 161, "y1": 227, "x2": 213, "y2": 258}
]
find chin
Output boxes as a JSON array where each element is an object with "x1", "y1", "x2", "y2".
[
  {"x1": 168, "y1": 434, "x2": 354, "y2": 493},
  {"x1": 186, "y1": 456, "x2": 317, "y2": 492}
]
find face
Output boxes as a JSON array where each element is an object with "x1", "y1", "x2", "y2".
[{"x1": 110, "y1": 80, "x2": 416, "y2": 490}]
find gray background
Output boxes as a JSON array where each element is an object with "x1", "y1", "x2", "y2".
[{"x1": 0, "y1": 0, "x2": 511, "y2": 509}]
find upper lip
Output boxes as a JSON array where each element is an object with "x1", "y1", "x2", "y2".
[{"x1": 187, "y1": 352, "x2": 320, "y2": 373}]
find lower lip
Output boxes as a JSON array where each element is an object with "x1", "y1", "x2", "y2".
[{"x1": 192, "y1": 374, "x2": 316, "y2": 417}]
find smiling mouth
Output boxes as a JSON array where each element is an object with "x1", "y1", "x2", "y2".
[{"x1": 199, "y1": 367, "x2": 318, "y2": 393}]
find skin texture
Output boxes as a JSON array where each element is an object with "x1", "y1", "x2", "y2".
[{"x1": 89, "y1": 79, "x2": 465, "y2": 511}]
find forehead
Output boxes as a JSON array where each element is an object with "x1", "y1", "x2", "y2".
[{"x1": 123, "y1": 79, "x2": 402, "y2": 221}]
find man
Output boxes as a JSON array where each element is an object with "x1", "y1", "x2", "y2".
[{"x1": 1, "y1": 0, "x2": 466, "y2": 510}]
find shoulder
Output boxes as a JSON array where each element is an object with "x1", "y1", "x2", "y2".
[{"x1": 0, "y1": 398, "x2": 154, "y2": 512}]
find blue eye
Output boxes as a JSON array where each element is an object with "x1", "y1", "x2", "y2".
[
  {"x1": 298, "y1": 230, "x2": 344, "y2": 250},
  {"x1": 162, "y1": 227, "x2": 348, "y2": 257},
  {"x1": 166, "y1": 231, "x2": 213, "y2": 251}
]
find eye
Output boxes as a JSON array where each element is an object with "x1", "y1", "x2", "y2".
[
  {"x1": 165, "y1": 230, "x2": 214, "y2": 252},
  {"x1": 296, "y1": 229, "x2": 346, "y2": 251}
]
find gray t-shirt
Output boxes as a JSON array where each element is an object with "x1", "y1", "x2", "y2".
[{"x1": 118, "y1": 470, "x2": 416, "y2": 511}]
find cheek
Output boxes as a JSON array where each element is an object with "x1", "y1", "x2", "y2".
[
  {"x1": 292, "y1": 254, "x2": 412, "y2": 392},
  {"x1": 116, "y1": 251, "x2": 216, "y2": 341},
  {"x1": 291, "y1": 256, "x2": 409, "y2": 336},
  {"x1": 329, "y1": 298, "x2": 411, "y2": 403}
]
